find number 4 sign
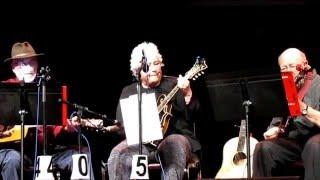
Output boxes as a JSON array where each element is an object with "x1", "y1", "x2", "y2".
[
  {"x1": 130, "y1": 155, "x2": 149, "y2": 179},
  {"x1": 35, "y1": 155, "x2": 55, "y2": 180}
]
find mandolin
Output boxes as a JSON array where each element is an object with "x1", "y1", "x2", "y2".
[{"x1": 147, "y1": 57, "x2": 208, "y2": 147}]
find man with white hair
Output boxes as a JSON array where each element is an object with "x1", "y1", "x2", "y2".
[
  {"x1": 253, "y1": 48, "x2": 320, "y2": 180},
  {"x1": 107, "y1": 42, "x2": 201, "y2": 180}
]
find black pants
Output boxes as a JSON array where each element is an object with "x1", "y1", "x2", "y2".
[{"x1": 253, "y1": 133, "x2": 320, "y2": 180}]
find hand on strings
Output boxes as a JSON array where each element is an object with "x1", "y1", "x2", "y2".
[
  {"x1": 65, "y1": 116, "x2": 81, "y2": 132},
  {"x1": 0, "y1": 125, "x2": 13, "y2": 138},
  {"x1": 298, "y1": 99, "x2": 307, "y2": 112},
  {"x1": 263, "y1": 127, "x2": 281, "y2": 140},
  {"x1": 177, "y1": 75, "x2": 192, "y2": 104},
  {"x1": 0, "y1": 130, "x2": 12, "y2": 138}
]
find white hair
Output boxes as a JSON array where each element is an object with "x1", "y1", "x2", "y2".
[{"x1": 130, "y1": 42, "x2": 163, "y2": 77}]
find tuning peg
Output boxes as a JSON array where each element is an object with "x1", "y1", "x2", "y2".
[{"x1": 234, "y1": 124, "x2": 240, "y2": 128}]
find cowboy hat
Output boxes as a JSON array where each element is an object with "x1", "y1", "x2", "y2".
[{"x1": 3, "y1": 41, "x2": 44, "y2": 62}]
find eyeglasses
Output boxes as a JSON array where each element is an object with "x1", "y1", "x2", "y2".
[
  {"x1": 11, "y1": 58, "x2": 37, "y2": 67},
  {"x1": 280, "y1": 64, "x2": 299, "y2": 71},
  {"x1": 147, "y1": 61, "x2": 163, "y2": 67}
]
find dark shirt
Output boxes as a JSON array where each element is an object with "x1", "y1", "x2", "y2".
[
  {"x1": 269, "y1": 73, "x2": 320, "y2": 143},
  {"x1": 116, "y1": 76, "x2": 201, "y2": 152}
]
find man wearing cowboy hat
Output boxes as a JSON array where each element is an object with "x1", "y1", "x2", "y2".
[
  {"x1": 2, "y1": 41, "x2": 44, "y2": 83},
  {"x1": 0, "y1": 41, "x2": 43, "y2": 180},
  {"x1": 0, "y1": 42, "x2": 96, "y2": 180}
]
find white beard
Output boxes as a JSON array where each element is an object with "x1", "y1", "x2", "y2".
[{"x1": 16, "y1": 73, "x2": 36, "y2": 83}]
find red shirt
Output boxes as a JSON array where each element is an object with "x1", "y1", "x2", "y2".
[{"x1": 1, "y1": 78, "x2": 67, "y2": 147}]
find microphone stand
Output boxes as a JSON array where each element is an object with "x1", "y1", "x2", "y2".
[
  {"x1": 19, "y1": 82, "x2": 27, "y2": 180},
  {"x1": 76, "y1": 108, "x2": 83, "y2": 153},
  {"x1": 137, "y1": 79, "x2": 143, "y2": 155},
  {"x1": 243, "y1": 100, "x2": 252, "y2": 179},
  {"x1": 37, "y1": 66, "x2": 51, "y2": 156},
  {"x1": 136, "y1": 51, "x2": 147, "y2": 155},
  {"x1": 240, "y1": 79, "x2": 252, "y2": 179}
]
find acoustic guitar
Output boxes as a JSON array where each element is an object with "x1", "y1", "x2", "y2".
[
  {"x1": 215, "y1": 119, "x2": 259, "y2": 179},
  {"x1": 0, "y1": 118, "x2": 105, "y2": 143},
  {"x1": 0, "y1": 125, "x2": 37, "y2": 143}
]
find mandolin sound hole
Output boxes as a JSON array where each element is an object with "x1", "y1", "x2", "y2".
[{"x1": 233, "y1": 152, "x2": 247, "y2": 165}]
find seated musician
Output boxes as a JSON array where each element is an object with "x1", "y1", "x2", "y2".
[
  {"x1": 107, "y1": 41, "x2": 201, "y2": 180},
  {"x1": 252, "y1": 48, "x2": 320, "y2": 180},
  {"x1": 0, "y1": 42, "x2": 96, "y2": 180}
]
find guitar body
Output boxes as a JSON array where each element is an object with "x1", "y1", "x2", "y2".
[
  {"x1": 0, "y1": 119, "x2": 105, "y2": 144},
  {"x1": 145, "y1": 58, "x2": 208, "y2": 148},
  {"x1": 0, "y1": 125, "x2": 34, "y2": 143},
  {"x1": 215, "y1": 136, "x2": 259, "y2": 179},
  {"x1": 157, "y1": 94, "x2": 173, "y2": 135}
]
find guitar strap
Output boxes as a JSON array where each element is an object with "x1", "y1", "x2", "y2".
[{"x1": 297, "y1": 69, "x2": 316, "y2": 100}]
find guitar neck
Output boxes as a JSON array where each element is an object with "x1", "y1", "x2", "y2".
[
  {"x1": 236, "y1": 120, "x2": 246, "y2": 152},
  {"x1": 157, "y1": 58, "x2": 208, "y2": 112},
  {"x1": 158, "y1": 85, "x2": 180, "y2": 112}
]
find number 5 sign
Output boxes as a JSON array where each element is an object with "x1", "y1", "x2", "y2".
[{"x1": 130, "y1": 155, "x2": 149, "y2": 179}]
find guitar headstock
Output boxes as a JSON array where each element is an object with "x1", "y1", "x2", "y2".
[{"x1": 185, "y1": 56, "x2": 208, "y2": 80}]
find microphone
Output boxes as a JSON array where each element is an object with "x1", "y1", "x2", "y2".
[
  {"x1": 141, "y1": 50, "x2": 149, "y2": 73},
  {"x1": 38, "y1": 66, "x2": 51, "y2": 81},
  {"x1": 58, "y1": 98, "x2": 88, "y2": 111},
  {"x1": 58, "y1": 99, "x2": 118, "y2": 124}
]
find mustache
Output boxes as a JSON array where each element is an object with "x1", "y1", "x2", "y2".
[{"x1": 147, "y1": 71, "x2": 161, "y2": 76}]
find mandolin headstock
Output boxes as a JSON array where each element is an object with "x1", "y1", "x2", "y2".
[{"x1": 184, "y1": 56, "x2": 208, "y2": 81}]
